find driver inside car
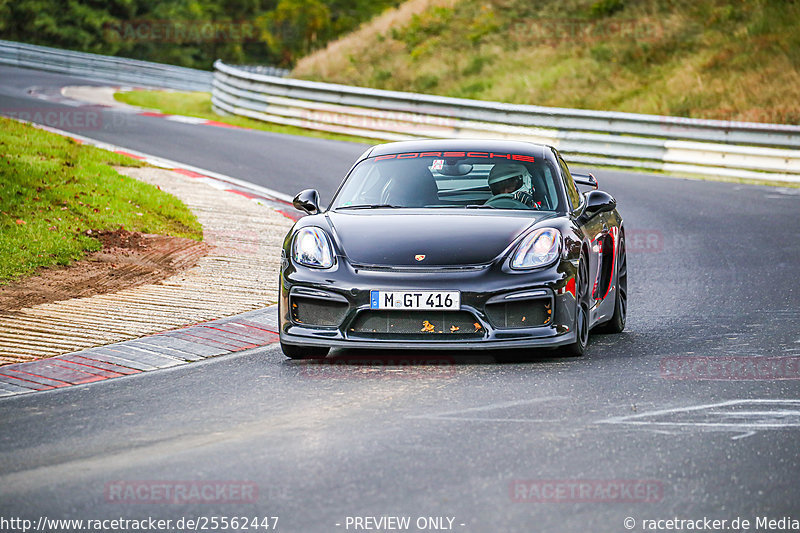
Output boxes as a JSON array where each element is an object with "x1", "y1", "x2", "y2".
[{"x1": 485, "y1": 162, "x2": 537, "y2": 209}]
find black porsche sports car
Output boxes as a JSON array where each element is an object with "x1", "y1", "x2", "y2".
[{"x1": 279, "y1": 140, "x2": 626, "y2": 359}]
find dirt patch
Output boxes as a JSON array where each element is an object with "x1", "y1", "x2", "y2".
[{"x1": 0, "y1": 229, "x2": 209, "y2": 312}]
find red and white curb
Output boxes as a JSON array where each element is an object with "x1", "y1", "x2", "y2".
[
  {"x1": 54, "y1": 85, "x2": 256, "y2": 130},
  {"x1": 136, "y1": 109, "x2": 247, "y2": 130},
  {"x1": 0, "y1": 118, "x2": 299, "y2": 397},
  {"x1": 0, "y1": 306, "x2": 280, "y2": 398}
]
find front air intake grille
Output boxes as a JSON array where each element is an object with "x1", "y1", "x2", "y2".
[
  {"x1": 291, "y1": 296, "x2": 349, "y2": 327},
  {"x1": 485, "y1": 298, "x2": 551, "y2": 329},
  {"x1": 349, "y1": 311, "x2": 484, "y2": 340}
]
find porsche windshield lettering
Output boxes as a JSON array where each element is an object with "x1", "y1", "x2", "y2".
[{"x1": 375, "y1": 152, "x2": 535, "y2": 161}]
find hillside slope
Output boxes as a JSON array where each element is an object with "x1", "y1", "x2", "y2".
[{"x1": 293, "y1": 0, "x2": 800, "y2": 124}]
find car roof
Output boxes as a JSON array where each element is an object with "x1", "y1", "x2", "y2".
[{"x1": 366, "y1": 139, "x2": 549, "y2": 159}]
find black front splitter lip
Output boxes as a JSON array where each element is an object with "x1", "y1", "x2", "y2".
[{"x1": 279, "y1": 331, "x2": 577, "y2": 351}]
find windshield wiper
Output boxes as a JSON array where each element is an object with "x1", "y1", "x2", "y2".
[{"x1": 335, "y1": 204, "x2": 404, "y2": 210}]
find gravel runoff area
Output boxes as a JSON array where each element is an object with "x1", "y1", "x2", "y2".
[{"x1": 0, "y1": 166, "x2": 294, "y2": 365}]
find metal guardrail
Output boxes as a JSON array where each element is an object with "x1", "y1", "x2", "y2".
[
  {"x1": 235, "y1": 65, "x2": 291, "y2": 78},
  {"x1": 0, "y1": 39, "x2": 213, "y2": 91},
  {"x1": 213, "y1": 60, "x2": 800, "y2": 182}
]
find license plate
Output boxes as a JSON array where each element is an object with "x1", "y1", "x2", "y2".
[{"x1": 370, "y1": 290, "x2": 460, "y2": 310}]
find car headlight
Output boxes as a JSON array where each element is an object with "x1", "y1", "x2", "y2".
[
  {"x1": 293, "y1": 227, "x2": 334, "y2": 269},
  {"x1": 511, "y1": 228, "x2": 562, "y2": 269}
]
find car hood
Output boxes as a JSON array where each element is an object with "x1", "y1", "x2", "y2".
[{"x1": 327, "y1": 210, "x2": 556, "y2": 267}]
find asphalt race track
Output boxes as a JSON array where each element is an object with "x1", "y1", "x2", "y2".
[{"x1": 1, "y1": 66, "x2": 799, "y2": 532}]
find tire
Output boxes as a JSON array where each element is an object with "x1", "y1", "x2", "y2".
[
  {"x1": 280, "y1": 342, "x2": 329, "y2": 360},
  {"x1": 595, "y1": 236, "x2": 627, "y2": 334},
  {"x1": 563, "y1": 252, "x2": 590, "y2": 356}
]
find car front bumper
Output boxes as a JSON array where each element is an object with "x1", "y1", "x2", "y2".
[{"x1": 279, "y1": 257, "x2": 579, "y2": 351}]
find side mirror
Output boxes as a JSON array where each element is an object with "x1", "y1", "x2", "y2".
[
  {"x1": 580, "y1": 190, "x2": 616, "y2": 221},
  {"x1": 293, "y1": 189, "x2": 321, "y2": 215}
]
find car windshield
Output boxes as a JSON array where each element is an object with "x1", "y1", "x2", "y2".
[{"x1": 330, "y1": 152, "x2": 562, "y2": 212}]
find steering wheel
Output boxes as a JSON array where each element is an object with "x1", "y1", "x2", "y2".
[{"x1": 484, "y1": 193, "x2": 529, "y2": 209}]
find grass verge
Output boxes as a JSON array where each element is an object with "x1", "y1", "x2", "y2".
[
  {"x1": 293, "y1": 0, "x2": 800, "y2": 125},
  {"x1": 0, "y1": 117, "x2": 203, "y2": 284},
  {"x1": 114, "y1": 90, "x2": 375, "y2": 145}
]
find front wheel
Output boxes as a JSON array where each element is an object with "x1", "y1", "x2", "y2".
[
  {"x1": 281, "y1": 342, "x2": 329, "y2": 360},
  {"x1": 563, "y1": 253, "x2": 590, "y2": 356}
]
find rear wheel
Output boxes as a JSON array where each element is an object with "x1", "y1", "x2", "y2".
[
  {"x1": 595, "y1": 236, "x2": 627, "y2": 334},
  {"x1": 281, "y1": 342, "x2": 329, "y2": 360},
  {"x1": 563, "y1": 253, "x2": 590, "y2": 356}
]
